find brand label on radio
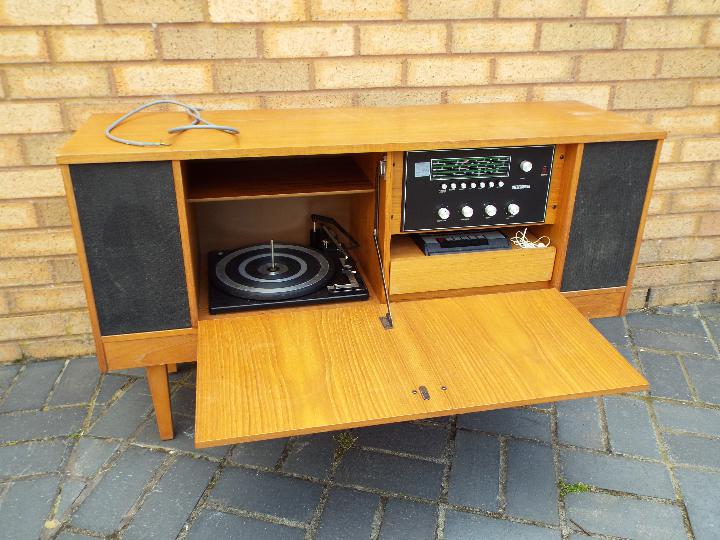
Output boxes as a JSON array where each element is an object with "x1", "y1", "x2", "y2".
[{"x1": 512, "y1": 184, "x2": 531, "y2": 190}]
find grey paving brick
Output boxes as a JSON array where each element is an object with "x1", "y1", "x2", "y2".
[
  {"x1": 560, "y1": 448, "x2": 674, "y2": 498},
  {"x1": 71, "y1": 446, "x2": 166, "y2": 534},
  {"x1": 565, "y1": 491, "x2": 686, "y2": 539},
  {"x1": 590, "y1": 316, "x2": 627, "y2": 344},
  {"x1": 335, "y1": 448, "x2": 444, "y2": 499},
  {"x1": 170, "y1": 385, "x2": 195, "y2": 417},
  {"x1": 0, "y1": 440, "x2": 69, "y2": 478},
  {"x1": 707, "y1": 320, "x2": 720, "y2": 343},
  {"x1": 683, "y1": 357, "x2": 720, "y2": 404},
  {"x1": 0, "y1": 475, "x2": 61, "y2": 540},
  {"x1": 675, "y1": 468, "x2": 720, "y2": 540},
  {"x1": 0, "y1": 360, "x2": 64, "y2": 412},
  {"x1": 633, "y1": 327, "x2": 715, "y2": 356},
  {"x1": 124, "y1": 455, "x2": 216, "y2": 540},
  {"x1": 316, "y1": 487, "x2": 378, "y2": 540},
  {"x1": 68, "y1": 438, "x2": 120, "y2": 477},
  {"x1": 0, "y1": 407, "x2": 85, "y2": 442},
  {"x1": 653, "y1": 401, "x2": 720, "y2": 437},
  {"x1": 612, "y1": 340, "x2": 639, "y2": 368},
  {"x1": 56, "y1": 532, "x2": 96, "y2": 539},
  {"x1": 506, "y1": 440, "x2": 558, "y2": 523},
  {"x1": 55, "y1": 478, "x2": 86, "y2": 519},
  {"x1": 379, "y1": 499, "x2": 437, "y2": 540},
  {"x1": 556, "y1": 398, "x2": 604, "y2": 450},
  {"x1": 640, "y1": 351, "x2": 693, "y2": 400},
  {"x1": 0, "y1": 365, "x2": 19, "y2": 395},
  {"x1": 115, "y1": 367, "x2": 146, "y2": 378},
  {"x1": 604, "y1": 397, "x2": 660, "y2": 458},
  {"x1": 229, "y1": 437, "x2": 287, "y2": 468},
  {"x1": 355, "y1": 422, "x2": 448, "y2": 459},
  {"x1": 443, "y1": 511, "x2": 560, "y2": 539},
  {"x1": 136, "y1": 413, "x2": 230, "y2": 458},
  {"x1": 447, "y1": 430, "x2": 500, "y2": 510},
  {"x1": 698, "y1": 303, "x2": 720, "y2": 318},
  {"x1": 89, "y1": 382, "x2": 152, "y2": 438},
  {"x1": 95, "y1": 373, "x2": 131, "y2": 404},
  {"x1": 656, "y1": 304, "x2": 699, "y2": 317},
  {"x1": 664, "y1": 433, "x2": 720, "y2": 468},
  {"x1": 50, "y1": 357, "x2": 99, "y2": 405},
  {"x1": 627, "y1": 312, "x2": 707, "y2": 336},
  {"x1": 187, "y1": 510, "x2": 304, "y2": 540},
  {"x1": 210, "y1": 466, "x2": 322, "y2": 523},
  {"x1": 458, "y1": 407, "x2": 552, "y2": 442},
  {"x1": 283, "y1": 433, "x2": 335, "y2": 479}
]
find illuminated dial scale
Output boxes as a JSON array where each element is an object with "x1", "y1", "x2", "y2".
[{"x1": 402, "y1": 146, "x2": 555, "y2": 232}]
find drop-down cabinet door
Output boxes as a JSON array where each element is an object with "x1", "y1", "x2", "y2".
[{"x1": 194, "y1": 288, "x2": 647, "y2": 448}]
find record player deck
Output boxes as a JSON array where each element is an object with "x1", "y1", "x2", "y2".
[{"x1": 208, "y1": 215, "x2": 369, "y2": 314}]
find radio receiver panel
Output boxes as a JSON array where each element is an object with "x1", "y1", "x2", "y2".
[{"x1": 402, "y1": 145, "x2": 555, "y2": 231}]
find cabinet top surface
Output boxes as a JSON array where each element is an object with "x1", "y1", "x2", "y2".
[{"x1": 58, "y1": 101, "x2": 664, "y2": 164}]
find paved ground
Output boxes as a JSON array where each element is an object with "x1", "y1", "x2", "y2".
[{"x1": 0, "y1": 303, "x2": 719, "y2": 540}]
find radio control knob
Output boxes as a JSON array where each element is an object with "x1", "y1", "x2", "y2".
[
  {"x1": 507, "y1": 203, "x2": 520, "y2": 216},
  {"x1": 461, "y1": 205, "x2": 474, "y2": 218},
  {"x1": 520, "y1": 160, "x2": 533, "y2": 172},
  {"x1": 484, "y1": 204, "x2": 497, "y2": 217},
  {"x1": 438, "y1": 207, "x2": 450, "y2": 220}
]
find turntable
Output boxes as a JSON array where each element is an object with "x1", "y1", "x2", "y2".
[{"x1": 208, "y1": 215, "x2": 369, "y2": 314}]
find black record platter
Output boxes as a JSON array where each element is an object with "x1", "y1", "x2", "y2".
[{"x1": 208, "y1": 216, "x2": 369, "y2": 314}]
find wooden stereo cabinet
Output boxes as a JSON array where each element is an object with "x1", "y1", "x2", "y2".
[{"x1": 57, "y1": 102, "x2": 664, "y2": 447}]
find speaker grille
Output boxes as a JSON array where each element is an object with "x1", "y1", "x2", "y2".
[
  {"x1": 70, "y1": 162, "x2": 191, "y2": 335},
  {"x1": 561, "y1": 140, "x2": 657, "y2": 292}
]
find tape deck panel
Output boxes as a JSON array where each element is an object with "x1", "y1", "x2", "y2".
[{"x1": 402, "y1": 145, "x2": 555, "y2": 232}]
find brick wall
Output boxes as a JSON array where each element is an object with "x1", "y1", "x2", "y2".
[{"x1": 0, "y1": 0, "x2": 718, "y2": 362}]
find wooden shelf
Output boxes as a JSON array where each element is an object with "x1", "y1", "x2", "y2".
[
  {"x1": 195, "y1": 288, "x2": 647, "y2": 447},
  {"x1": 389, "y1": 230, "x2": 556, "y2": 296},
  {"x1": 186, "y1": 155, "x2": 374, "y2": 202}
]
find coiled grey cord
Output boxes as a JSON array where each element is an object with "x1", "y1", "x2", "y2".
[{"x1": 104, "y1": 99, "x2": 239, "y2": 147}]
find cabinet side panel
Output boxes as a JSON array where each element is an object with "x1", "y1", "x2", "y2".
[
  {"x1": 70, "y1": 162, "x2": 191, "y2": 335},
  {"x1": 561, "y1": 141, "x2": 657, "y2": 292}
]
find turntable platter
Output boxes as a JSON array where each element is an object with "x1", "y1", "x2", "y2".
[{"x1": 213, "y1": 243, "x2": 333, "y2": 300}]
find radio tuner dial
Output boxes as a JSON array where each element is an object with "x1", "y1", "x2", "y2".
[
  {"x1": 461, "y1": 205, "x2": 474, "y2": 218},
  {"x1": 520, "y1": 160, "x2": 533, "y2": 172},
  {"x1": 437, "y1": 207, "x2": 451, "y2": 220},
  {"x1": 507, "y1": 203, "x2": 520, "y2": 216},
  {"x1": 484, "y1": 204, "x2": 497, "y2": 217}
]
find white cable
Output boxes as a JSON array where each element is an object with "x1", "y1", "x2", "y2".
[
  {"x1": 104, "y1": 99, "x2": 239, "y2": 147},
  {"x1": 510, "y1": 228, "x2": 550, "y2": 249}
]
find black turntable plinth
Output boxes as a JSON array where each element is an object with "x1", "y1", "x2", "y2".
[{"x1": 208, "y1": 221, "x2": 369, "y2": 314}]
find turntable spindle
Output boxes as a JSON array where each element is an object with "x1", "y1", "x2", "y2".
[{"x1": 270, "y1": 240, "x2": 277, "y2": 272}]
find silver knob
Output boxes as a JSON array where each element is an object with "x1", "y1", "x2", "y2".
[
  {"x1": 507, "y1": 203, "x2": 520, "y2": 216},
  {"x1": 438, "y1": 207, "x2": 450, "y2": 220},
  {"x1": 461, "y1": 205, "x2": 474, "y2": 218},
  {"x1": 484, "y1": 204, "x2": 497, "y2": 217},
  {"x1": 520, "y1": 160, "x2": 533, "y2": 172}
]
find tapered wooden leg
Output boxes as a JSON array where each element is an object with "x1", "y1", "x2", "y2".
[
  {"x1": 146, "y1": 365, "x2": 174, "y2": 440},
  {"x1": 167, "y1": 363, "x2": 178, "y2": 374}
]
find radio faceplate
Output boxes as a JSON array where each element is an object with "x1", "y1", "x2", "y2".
[{"x1": 402, "y1": 145, "x2": 555, "y2": 232}]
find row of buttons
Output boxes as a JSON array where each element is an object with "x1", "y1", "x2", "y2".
[{"x1": 440, "y1": 181, "x2": 505, "y2": 191}]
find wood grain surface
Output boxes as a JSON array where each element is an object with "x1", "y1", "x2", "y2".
[
  {"x1": 389, "y1": 232, "x2": 556, "y2": 295},
  {"x1": 195, "y1": 288, "x2": 647, "y2": 447},
  {"x1": 58, "y1": 102, "x2": 665, "y2": 165}
]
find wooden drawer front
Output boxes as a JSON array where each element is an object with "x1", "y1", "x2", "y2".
[
  {"x1": 104, "y1": 331, "x2": 197, "y2": 370},
  {"x1": 390, "y1": 236, "x2": 556, "y2": 295}
]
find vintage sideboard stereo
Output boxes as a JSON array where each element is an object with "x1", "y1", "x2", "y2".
[{"x1": 58, "y1": 102, "x2": 663, "y2": 447}]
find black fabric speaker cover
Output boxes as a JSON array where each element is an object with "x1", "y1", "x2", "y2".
[
  {"x1": 561, "y1": 140, "x2": 657, "y2": 292},
  {"x1": 70, "y1": 162, "x2": 191, "y2": 335}
]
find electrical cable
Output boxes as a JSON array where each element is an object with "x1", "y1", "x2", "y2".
[
  {"x1": 104, "y1": 99, "x2": 239, "y2": 147},
  {"x1": 510, "y1": 228, "x2": 550, "y2": 249}
]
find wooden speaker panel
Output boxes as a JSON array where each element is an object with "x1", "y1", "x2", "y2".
[
  {"x1": 70, "y1": 162, "x2": 191, "y2": 335},
  {"x1": 561, "y1": 141, "x2": 658, "y2": 292}
]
